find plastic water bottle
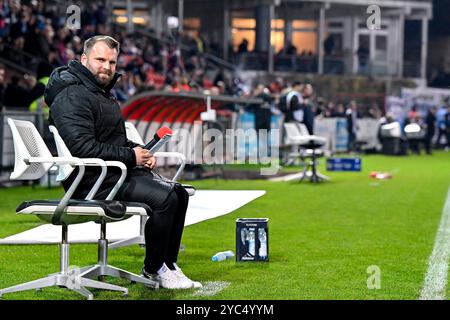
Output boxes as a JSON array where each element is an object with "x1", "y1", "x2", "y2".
[
  {"x1": 258, "y1": 228, "x2": 267, "y2": 259},
  {"x1": 211, "y1": 250, "x2": 234, "y2": 262},
  {"x1": 248, "y1": 230, "x2": 255, "y2": 257}
]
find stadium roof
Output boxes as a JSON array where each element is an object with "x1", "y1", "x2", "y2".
[{"x1": 122, "y1": 92, "x2": 263, "y2": 123}]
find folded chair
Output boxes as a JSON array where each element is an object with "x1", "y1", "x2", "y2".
[
  {"x1": 108, "y1": 122, "x2": 195, "y2": 250},
  {"x1": 0, "y1": 118, "x2": 157, "y2": 300},
  {"x1": 283, "y1": 122, "x2": 329, "y2": 183}
]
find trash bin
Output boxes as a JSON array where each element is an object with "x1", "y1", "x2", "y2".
[{"x1": 236, "y1": 218, "x2": 269, "y2": 262}]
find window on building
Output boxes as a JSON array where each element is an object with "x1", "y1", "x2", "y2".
[
  {"x1": 113, "y1": 9, "x2": 148, "y2": 25},
  {"x1": 183, "y1": 18, "x2": 201, "y2": 37},
  {"x1": 375, "y1": 35, "x2": 387, "y2": 61},
  {"x1": 271, "y1": 19, "x2": 285, "y2": 53},
  {"x1": 324, "y1": 33, "x2": 343, "y2": 56},
  {"x1": 232, "y1": 18, "x2": 256, "y2": 52},
  {"x1": 292, "y1": 20, "x2": 318, "y2": 55}
]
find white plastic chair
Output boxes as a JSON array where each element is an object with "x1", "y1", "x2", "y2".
[
  {"x1": 0, "y1": 119, "x2": 157, "y2": 300},
  {"x1": 49, "y1": 125, "x2": 160, "y2": 289},
  {"x1": 283, "y1": 122, "x2": 329, "y2": 183}
]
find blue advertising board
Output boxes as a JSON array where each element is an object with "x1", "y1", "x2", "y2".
[{"x1": 326, "y1": 158, "x2": 362, "y2": 172}]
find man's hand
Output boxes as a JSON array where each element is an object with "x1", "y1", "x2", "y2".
[
  {"x1": 24, "y1": 74, "x2": 37, "y2": 87},
  {"x1": 144, "y1": 155, "x2": 156, "y2": 170},
  {"x1": 134, "y1": 147, "x2": 151, "y2": 166}
]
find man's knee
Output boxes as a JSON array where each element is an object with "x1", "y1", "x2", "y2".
[
  {"x1": 176, "y1": 184, "x2": 189, "y2": 201},
  {"x1": 158, "y1": 189, "x2": 185, "y2": 213}
]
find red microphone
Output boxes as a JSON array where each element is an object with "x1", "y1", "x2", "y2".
[{"x1": 144, "y1": 127, "x2": 173, "y2": 152}]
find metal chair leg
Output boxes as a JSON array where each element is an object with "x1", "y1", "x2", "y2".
[
  {"x1": 0, "y1": 273, "x2": 128, "y2": 300},
  {"x1": 80, "y1": 265, "x2": 158, "y2": 289},
  {"x1": 108, "y1": 235, "x2": 145, "y2": 249},
  {"x1": 82, "y1": 223, "x2": 159, "y2": 290},
  {"x1": 109, "y1": 215, "x2": 147, "y2": 249}
]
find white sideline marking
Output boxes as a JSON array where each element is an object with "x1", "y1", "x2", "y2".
[
  {"x1": 192, "y1": 281, "x2": 230, "y2": 297},
  {"x1": 420, "y1": 186, "x2": 450, "y2": 300}
]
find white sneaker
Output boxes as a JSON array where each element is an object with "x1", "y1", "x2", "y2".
[
  {"x1": 143, "y1": 264, "x2": 192, "y2": 289},
  {"x1": 173, "y1": 263, "x2": 203, "y2": 288}
]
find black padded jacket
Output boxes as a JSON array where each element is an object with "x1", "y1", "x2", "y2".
[{"x1": 44, "y1": 60, "x2": 139, "y2": 198}]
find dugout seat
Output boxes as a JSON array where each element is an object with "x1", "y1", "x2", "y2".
[
  {"x1": 283, "y1": 122, "x2": 329, "y2": 183},
  {"x1": 0, "y1": 119, "x2": 158, "y2": 301}
]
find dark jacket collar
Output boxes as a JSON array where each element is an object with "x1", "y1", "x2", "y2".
[{"x1": 68, "y1": 60, "x2": 121, "y2": 94}]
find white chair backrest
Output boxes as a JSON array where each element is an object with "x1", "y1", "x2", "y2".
[
  {"x1": 48, "y1": 125, "x2": 75, "y2": 181},
  {"x1": 296, "y1": 123, "x2": 311, "y2": 136},
  {"x1": 125, "y1": 121, "x2": 145, "y2": 145},
  {"x1": 125, "y1": 121, "x2": 188, "y2": 182},
  {"x1": 380, "y1": 122, "x2": 401, "y2": 138},
  {"x1": 7, "y1": 118, "x2": 53, "y2": 180},
  {"x1": 283, "y1": 122, "x2": 302, "y2": 145}
]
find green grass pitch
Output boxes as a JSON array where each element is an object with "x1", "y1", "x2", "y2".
[{"x1": 0, "y1": 152, "x2": 449, "y2": 300}]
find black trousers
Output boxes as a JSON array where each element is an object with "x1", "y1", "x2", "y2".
[
  {"x1": 436, "y1": 128, "x2": 446, "y2": 147},
  {"x1": 110, "y1": 168, "x2": 189, "y2": 274},
  {"x1": 424, "y1": 134, "x2": 433, "y2": 154}
]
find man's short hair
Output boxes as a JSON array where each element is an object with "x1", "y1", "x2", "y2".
[
  {"x1": 83, "y1": 35, "x2": 120, "y2": 55},
  {"x1": 292, "y1": 81, "x2": 302, "y2": 87}
]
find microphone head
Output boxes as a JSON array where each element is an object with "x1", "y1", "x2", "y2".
[{"x1": 156, "y1": 126, "x2": 173, "y2": 138}]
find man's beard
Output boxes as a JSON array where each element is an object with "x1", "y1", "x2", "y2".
[{"x1": 86, "y1": 63, "x2": 113, "y2": 87}]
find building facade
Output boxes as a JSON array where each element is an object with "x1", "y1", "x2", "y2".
[{"x1": 112, "y1": 0, "x2": 433, "y2": 79}]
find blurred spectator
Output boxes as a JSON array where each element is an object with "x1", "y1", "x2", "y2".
[
  {"x1": 446, "y1": 105, "x2": 450, "y2": 151},
  {"x1": 249, "y1": 84, "x2": 274, "y2": 157},
  {"x1": 368, "y1": 103, "x2": 382, "y2": 119},
  {"x1": 10, "y1": 8, "x2": 30, "y2": 39},
  {"x1": 278, "y1": 41, "x2": 297, "y2": 56},
  {"x1": 301, "y1": 84, "x2": 315, "y2": 134},
  {"x1": 0, "y1": 0, "x2": 10, "y2": 38},
  {"x1": 356, "y1": 42, "x2": 370, "y2": 75},
  {"x1": 323, "y1": 101, "x2": 335, "y2": 117},
  {"x1": 237, "y1": 38, "x2": 249, "y2": 54},
  {"x1": 278, "y1": 81, "x2": 303, "y2": 123},
  {"x1": 333, "y1": 103, "x2": 346, "y2": 117},
  {"x1": 315, "y1": 97, "x2": 325, "y2": 116},
  {"x1": 424, "y1": 106, "x2": 437, "y2": 155},
  {"x1": 268, "y1": 77, "x2": 284, "y2": 95},
  {"x1": 346, "y1": 100, "x2": 359, "y2": 152},
  {"x1": 28, "y1": 61, "x2": 54, "y2": 116},
  {"x1": 0, "y1": 63, "x2": 5, "y2": 108},
  {"x1": 407, "y1": 106, "x2": 419, "y2": 121},
  {"x1": 250, "y1": 84, "x2": 273, "y2": 132},
  {"x1": 48, "y1": 46, "x2": 63, "y2": 68},
  {"x1": 4, "y1": 36, "x2": 26, "y2": 66},
  {"x1": 436, "y1": 97, "x2": 449, "y2": 148},
  {"x1": 324, "y1": 35, "x2": 335, "y2": 56},
  {"x1": 3, "y1": 74, "x2": 33, "y2": 107}
]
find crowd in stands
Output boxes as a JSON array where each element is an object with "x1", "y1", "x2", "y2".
[
  {"x1": 0, "y1": 1, "x2": 373, "y2": 110},
  {"x1": 0, "y1": 0, "x2": 234, "y2": 107}
]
